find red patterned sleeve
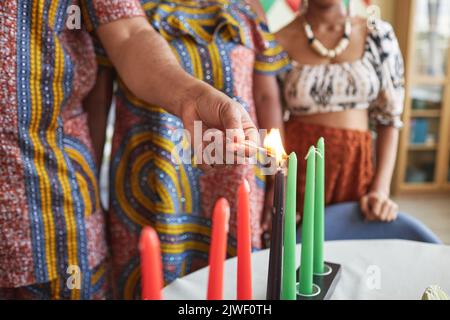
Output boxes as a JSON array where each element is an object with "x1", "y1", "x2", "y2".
[{"x1": 81, "y1": 0, "x2": 145, "y2": 31}]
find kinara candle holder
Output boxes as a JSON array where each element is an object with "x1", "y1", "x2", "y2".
[
  {"x1": 296, "y1": 261, "x2": 342, "y2": 300},
  {"x1": 282, "y1": 138, "x2": 341, "y2": 301}
]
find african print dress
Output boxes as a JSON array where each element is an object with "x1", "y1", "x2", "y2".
[
  {"x1": 106, "y1": 0, "x2": 290, "y2": 299},
  {"x1": 0, "y1": 0, "x2": 144, "y2": 299}
]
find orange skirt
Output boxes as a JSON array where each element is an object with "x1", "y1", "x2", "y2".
[{"x1": 285, "y1": 120, "x2": 374, "y2": 220}]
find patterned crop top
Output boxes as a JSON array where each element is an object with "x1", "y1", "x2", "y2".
[{"x1": 279, "y1": 19, "x2": 405, "y2": 128}]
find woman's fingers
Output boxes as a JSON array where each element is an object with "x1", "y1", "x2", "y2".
[
  {"x1": 368, "y1": 194, "x2": 382, "y2": 217},
  {"x1": 361, "y1": 192, "x2": 399, "y2": 222},
  {"x1": 360, "y1": 195, "x2": 376, "y2": 221},
  {"x1": 360, "y1": 195, "x2": 369, "y2": 216},
  {"x1": 381, "y1": 199, "x2": 399, "y2": 222},
  {"x1": 379, "y1": 200, "x2": 391, "y2": 221},
  {"x1": 387, "y1": 202, "x2": 399, "y2": 222}
]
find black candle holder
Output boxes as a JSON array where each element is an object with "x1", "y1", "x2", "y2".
[{"x1": 295, "y1": 261, "x2": 341, "y2": 300}]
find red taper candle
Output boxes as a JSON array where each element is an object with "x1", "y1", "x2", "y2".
[
  {"x1": 207, "y1": 198, "x2": 230, "y2": 300},
  {"x1": 286, "y1": 0, "x2": 301, "y2": 12},
  {"x1": 237, "y1": 179, "x2": 252, "y2": 300},
  {"x1": 140, "y1": 226, "x2": 163, "y2": 300}
]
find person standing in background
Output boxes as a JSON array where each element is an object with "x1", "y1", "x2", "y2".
[
  {"x1": 0, "y1": 0, "x2": 257, "y2": 299},
  {"x1": 276, "y1": 0, "x2": 405, "y2": 222},
  {"x1": 84, "y1": 0, "x2": 290, "y2": 299}
]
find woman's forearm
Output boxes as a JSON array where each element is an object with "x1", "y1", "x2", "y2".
[
  {"x1": 253, "y1": 73, "x2": 284, "y2": 233},
  {"x1": 253, "y1": 73, "x2": 285, "y2": 141},
  {"x1": 247, "y1": 0, "x2": 283, "y2": 134},
  {"x1": 95, "y1": 16, "x2": 260, "y2": 160},
  {"x1": 371, "y1": 125, "x2": 399, "y2": 195},
  {"x1": 96, "y1": 16, "x2": 206, "y2": 118}
]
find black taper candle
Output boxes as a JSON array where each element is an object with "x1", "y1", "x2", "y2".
[{"x1": 266, "y1": 169, "x2": 285, "y2": 300}]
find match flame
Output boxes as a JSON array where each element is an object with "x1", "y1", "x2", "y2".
[{"x1": 263, "y1": 129, "x2": 286, "y2": 166}]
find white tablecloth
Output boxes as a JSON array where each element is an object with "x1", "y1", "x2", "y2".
[{"x1": 163, "y1": 240, "x2": 450, "y2": 300}]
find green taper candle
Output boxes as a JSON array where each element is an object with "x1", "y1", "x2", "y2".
[
  {"x1": 314, "y1": 138, "x2": 325, "y2": 274},
  {"x1": 299, "y1": 146, "x2": 315, "y2": 295},
  {"x1": 282, "y1": 152, "x2": 297, "y2": 300}
]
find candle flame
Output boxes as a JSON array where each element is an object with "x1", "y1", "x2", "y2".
[{"x1": 263, "y1": 129, "x2": 287, "y2": 166}]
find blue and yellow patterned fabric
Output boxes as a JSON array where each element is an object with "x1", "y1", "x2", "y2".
[{"x1": 0, "y1": 0, "x2": 144, "y2": 298}]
